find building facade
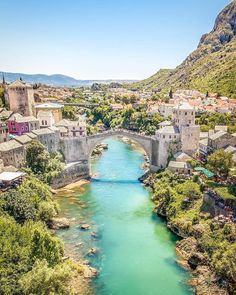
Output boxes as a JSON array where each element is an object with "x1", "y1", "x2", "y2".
[
  {"x1": 6, "y1": 80, "x2": 35, "y2": 116},
  {"x1": 8, "y1": 114, "x2": 39, "y2": 136}
]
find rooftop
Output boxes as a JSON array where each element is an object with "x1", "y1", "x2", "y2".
[
  {"x1": 168, "y1": 161, "x2": 187, "y2": 169},
  {"x1": 0, "y1": 139, "x2": 23, "y2": 152},
  {"x1": 14, "y1": 134, "x2": 33, "y2": 145},
  {"x1": 156, "y1": 125, "x2": 180, "y2": 135},
  {"x1": 173, "y1": 102, "x2": 194, "y2": 111},
  {"x1": 15, "y1": 116, "x2": 39, "y2": 123},
  {"x1": 32, "y1": 128, "x2": 55, "y2": 136},
  {"x1": 8, "y1": 80, "x2": 32, "y2": 89},
  {"x1": 209, "y1": 131, "x2": 227, "y2": 140}
]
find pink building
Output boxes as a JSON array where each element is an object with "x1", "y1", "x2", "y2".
[{"x1": 7, "y1": 113, "x2": 39, "y2": 136}]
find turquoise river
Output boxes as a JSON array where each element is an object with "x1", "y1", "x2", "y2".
[{"x1": 56, "y1": 137, "x2": 193, "y2": 295}]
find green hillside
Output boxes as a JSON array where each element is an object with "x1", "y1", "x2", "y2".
[{"x1": 130, "y1": 1, "x2": 236, "y2": 97}]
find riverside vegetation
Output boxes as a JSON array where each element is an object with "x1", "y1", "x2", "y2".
[
  {"x1": 142, "y1": 162, "x2": 236, "y2": 295},
  {"x1": 0, "y1": 140, "x2": 93, "y2": 295}
]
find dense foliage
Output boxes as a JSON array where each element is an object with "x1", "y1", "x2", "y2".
[
  {"x1": 26, "y1": 140, "x2": 64, "y2": 183},
  {"x1": 85, "y1": 104, "x2": 165, "y2": 135},
  {"x1": 0, "y1": 174, "x2": 84, "y2": 294},
  {"x1": 196, "y1": 112, "x2": 236, "y2": 133},
  {"x1": 148, "y1": 170, "x2": 236, "y2": 293}
]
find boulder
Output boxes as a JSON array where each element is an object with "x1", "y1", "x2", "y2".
[
  {"x1": 80, "y1": 224, "x2": 90, "y2": 230},
  {"x1": 49, "y1": 217, "x2": 70, "y2": 229}
]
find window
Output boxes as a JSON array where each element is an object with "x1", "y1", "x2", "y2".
[
  {"x1": 185, "y1": 112, "x2": 187, "y2": 115},
  {"x1": 45, "y1": 120, "x2": 47, "y2": 125},
  {"x1": 163, "y1": 135, "x2": 165, "y2": 139},
  {"x1": 169, "y1": 135, "x2": 171, "y2": 139},
  {"x1": 42, "y1": 120, "x2": 44, "y2": 125},
  {"x1": 189, "y1": 120, "x2": 191, "y2": 124}
]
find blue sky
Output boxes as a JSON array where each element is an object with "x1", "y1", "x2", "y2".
[{"x1": 0, "y1": 0, "x2": 232, "y2": 80}]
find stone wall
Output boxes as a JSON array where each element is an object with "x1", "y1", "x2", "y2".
[{"x1": 51, "y1": 161, "x2": 89, "y2": 189}]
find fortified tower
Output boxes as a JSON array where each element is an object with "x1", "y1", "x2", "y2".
[
  {"x1": 7, "y1": 79, "x2": 35, "y2": 116},
  {"x1": 173, "y1": 102, "x2": 200, "y2": 155}
]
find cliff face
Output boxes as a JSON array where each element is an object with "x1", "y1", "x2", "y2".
[{"x1": 131, "y1": 1, "x2": 236, "y2": 97}]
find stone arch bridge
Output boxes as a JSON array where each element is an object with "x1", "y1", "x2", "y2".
[{"x1": 60, "y1": 129, "x2": 160, "y2": 174}]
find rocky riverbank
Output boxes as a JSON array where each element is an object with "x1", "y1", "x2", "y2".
[
  {"x1": 141, "y1": 172, "x2": 231, "y2": 295},
  {"x1": 53, "y1": 180, "x2": 98, "y2": 295}
]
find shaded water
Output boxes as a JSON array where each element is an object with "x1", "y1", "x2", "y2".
[{"x1": 56, "y1": 138, "x2": 193, "y2": 295}]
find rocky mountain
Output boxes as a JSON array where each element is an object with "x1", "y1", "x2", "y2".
[
  {"x1": 1, "y1": 71, "x2": 136, "y2": 87},
  {"x1": 130, "y1": 1, "x2": 236, "y2": 97}
]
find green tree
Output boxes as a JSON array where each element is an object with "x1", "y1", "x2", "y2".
[
  {"x1": 207, "y1": 149, "x2": 233, "y2": 177},
  {"x1": 19, "y1": 260, "x2": 72, "y2": 295}
]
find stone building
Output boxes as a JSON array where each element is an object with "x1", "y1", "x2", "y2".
[
  {"x1": 35, "y1": 103, "x2": 63, "y2": 124},
  {"x1": 0, "y1": 121, "x2": 8, "y2": 143},
  {"x1": 6, "y1": 80, "x2": 35, "y2": 116},
  {"x1": 208, "y1": 131, "x2": 236, "y2": 151},
  {"x1": 55, "y1": 116, "x2": 86, "y2": 137},
  {"x1": 32, "y1": 128, "x2": 60, "y2": 153},
  {"x1": 0, "y1": 140, "x2": 25, "y2": 168},
  {"x1": 155, "y1": 102, "x2": 200, "y2": 168}
]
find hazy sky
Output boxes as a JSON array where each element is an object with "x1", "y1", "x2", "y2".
[{"x1": 0, "y1": 0, "x2": 232, "y2": 80}]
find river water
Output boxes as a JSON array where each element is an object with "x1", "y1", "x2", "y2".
[{"x1": 56, "y1": 137, "x2": 193, "y2": 295}]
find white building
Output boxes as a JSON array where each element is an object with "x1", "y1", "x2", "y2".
[
  {"x1": 156, "y1": 102, "x2": 200, "y2": 168},
  {"x1": 37, "y1": 110, "x2": 55, "y2": 128}
]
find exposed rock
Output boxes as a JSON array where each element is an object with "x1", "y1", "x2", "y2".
[
  {"x1": 82, "y1": 265, "x2": 98, "y2": 279},
  {"x1": 188, "y1": 252, "x2": 207, "y2": 270},
  {"x1": 49, "y1": 217, "x2": 70, "y2": 229},
  {"x1": 80, "y1": 224, "x2": 90, "y2": 230},
  {"x1": 87, "y1": 247, "x2": 99, "y2": 256}
]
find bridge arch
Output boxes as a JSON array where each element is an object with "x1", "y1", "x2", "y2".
[{"x1": 86, "y1": 130, "x2": 155, "y2": 172}]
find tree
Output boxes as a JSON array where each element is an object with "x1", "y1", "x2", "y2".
[
  {"x1": 207, "y1": 149, "x2": 233, "y2": 177},
  {"x1": 19, "y1": 260, "x2": 72, "y2": 295},
  {"x1": 26, "y1": 140, "x2": 64, "y2": 183},
  {"x1": 26, "y1": 140, "x2": 49, "y2": 174}
]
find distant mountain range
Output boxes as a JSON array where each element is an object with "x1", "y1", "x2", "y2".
[
  {"x1": 130, "y1": 1, "x2": 236, "y2": 97},
  {"x1": 1, "y1": 71, "x2": 137, "y2": 87}
]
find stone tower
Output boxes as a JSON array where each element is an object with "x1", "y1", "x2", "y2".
[
  {"x1": 7, "y1": 80, "x2": 35, "y2": 116},
  {"x1": 173, "y1": 102, "x2": 200, "y2": 155}
]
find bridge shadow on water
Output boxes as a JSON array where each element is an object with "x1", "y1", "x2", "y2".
[{"x1": 91, "y1": 178, "x2": 140, "y2": 184}]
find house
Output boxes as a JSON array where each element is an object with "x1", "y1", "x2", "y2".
[
  {"x1": 35, "y1": 102, "x2": 64, "y2": 123},
  {"x1": 32, "y1": 128, "x2": 60, "y2": 152},
  {"x1": 0, "y1": 140, "x2": 25, "y2": 168},
  {"x1": 208, "y1": 131, "x2": 236, "y2": 151},
  {"x1": 55, "y1": 117, "x2": 86, "y2": 137},
  {"x1": 7, "y1": 114, "x2": 39, "y2": 136},
  {"x1": 174, "y1": 152, "x2": 193, "y2": 163},
  {"x1": 37, "y1": 110, "x2": 55, "y2": 128},
  {"x1": 167, "y1": 161, "x2": 191, "y2": 174},
  {"x1": 0, "y1": 121, "x2": 8, "y2": 143}
]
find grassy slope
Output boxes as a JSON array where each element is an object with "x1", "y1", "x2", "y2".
[{"x1": 130, "y1": 2, "x2": 236, "y2": 97}]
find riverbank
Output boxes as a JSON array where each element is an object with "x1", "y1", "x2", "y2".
[{"x1": 141, "y1": 171, "x2": 233, "y2": 295}]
